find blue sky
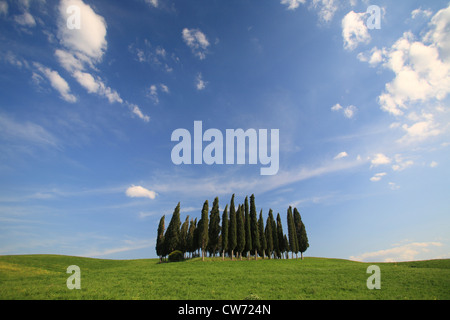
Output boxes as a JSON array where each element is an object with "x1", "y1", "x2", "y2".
[{"x1": 0, "y1": 0, "x2": 449, "y2": 261}]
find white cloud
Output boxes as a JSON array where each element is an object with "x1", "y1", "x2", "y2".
[
  {"x1": 182, "y1": 28, "x2": 210, "y2": 60},
  {"x1": 125, "y1": 185, "x2": 156, "y2": 200},
  {"x1": 411, "y1": 8, "x2": 433, "y2": 19},
  {"x1": 58, "y1": 0, "x2": 107, "y2": 63},
  {"x1": 55, "y1": 0, "x2": 149, "y2": 122},
  {"x1": 357, "y1": 47, "x2": 386, "y2": 67},
  {"x1": 388, "y1": 182, "x2": 400, "y2": 190},
  {"x1": 127, "y1": 103, "x2": 150, "y2": 122},
  {"x1": 196, "y1": 73, "x2": 207, "y2": 90},
  {"x1": 280, "y1": 0, "x2": 306, "y2": 11},
  {"x1": 34, "y1": 63, "x2": 77, "y2": 103},
  {"x1": 392, "y1": 154, "x2": 414, "y2": 171},
  {"x1": 430, "y1": 161, "x2": 438, "y2": 168},
  {"x1": 350, "y1": 241, "x2": 444, "y2": 262},
  {"x1": 144, "y1": 0, "x2": 158, "y2": 8},
  {"x1": 370, "y1": 153, "x2": 391, "y2": 167},
  {"x1": 342, "y1": 11, "x2": 370, "y2": 51},
  {"x1": 0, "y1": 1, "x2": 8, "y2": 16},
  {"x1": 370, "y1": 172, "x2": 386, "y2": 182},
  {"x1": 334, "y1": 151, "x2": 348, "y2": 160},
  {"x1": 14, "y1": 11, "x2": 36, "y2": 27},
  {"x1": 312, "y1": 0, "x2": 338, "y2": 23},
  {"x1": 147, "y1": 84, "x2": 169, "y2": 104},
  {"x1": 357, "y1": 5, "x2": 450, "y2": 147},
  {"x1": 160, "y1": 83, "x2": 169, "y2": 93},
  {"x1": 331, "y1": 103, "x2": 357, "y2": 118}
]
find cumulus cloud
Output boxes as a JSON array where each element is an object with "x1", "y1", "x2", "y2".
[
  {"x1": 182, "y1": 28, "x2": 210, "y2": 60},
  {"x1": 342, "y1": 11, "x2": 371, "y2": 51},
  {"x1": 350, "y1": 241, "x2": 444, "y2": 262},
  {"x1": 58, "y1": 0, "x2": 107, "y2": 63},
  {"x1": 55, "y1": 0, "x2": 149, "y2": 122},
  {"x1": 357, "y1": 4, "x2": 450, "y2": 146},
  {"x1": 125, "y1": 185, "x2": 156, "y2": 199},
  {"x1": 370, "y1": 153, "x2": 391, "y2": 167}
]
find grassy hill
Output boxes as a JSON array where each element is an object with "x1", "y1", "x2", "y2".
[{"x1": 0, "y1": 254, "x2": 449, "y2": 300}]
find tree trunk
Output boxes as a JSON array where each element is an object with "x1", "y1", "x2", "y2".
[
  {"x1": 301, "y1": 252, "x2": 303, "y2": 260},
  {"x1": 255, "y1": 250, "x2": 258, "y2": 260}
]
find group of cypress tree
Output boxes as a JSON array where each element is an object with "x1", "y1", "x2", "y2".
[{"x1": 156, "y1": 194, "x2": 309, "y2": 262}]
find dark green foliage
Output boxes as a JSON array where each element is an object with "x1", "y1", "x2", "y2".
[
  {"x1": 294, "y1": 207, "x2": 309, "y2": 259},
  {"x1": 258, "y1": 210, "x2": 266, "y2": 258},
  {"x1": 228, "y1": 194, "x2": 237, "y2": 259},
  {"x1": 156, "y1": 215, "x2": 165, "y2": 261},
  {"x1": 244, "y1": 197, "x2": 252, "y2": 258},
  {"x1": 187, "y1": 218, "x2": 196, "y2": 258},
  {"x1": 164, "y1": 203, "x2": 181, "y2": 254},
  {"x1": 208, "y1": 197, "x2": 221, "y2": 256},
  {"x1": 276, "y1": 213, "x2": 284, "y2": 258},
  {"x1": 264, "y1": 215, "x2": 273, "y2": 259},
  {"x1": 156, "y1": 196, "x2": 310, "y2": 262},
  {"x1": 221, "y1": 204, "x2": 229, "y2": 259},
  {"x1": 236, "y1": 204, "x2": 245, "y2": 259},
  {"x1": 168, "y1": 250, "x2": 184, "y2": 262},
  {"x1": 198, "y1": 200, "x2": 209, "y2": 261},
  {"x1": 179, "y1": 215, "x2": 190, "y2": 254},
  {"x1": 287, "y1": 207, "x2": 298, "y2": 258},
  {"x1": 250, "y1": 194, "x2": 260, "y2": 258},
  {"x1": 269, "y1": 210, "x2": 279, "y2": 258}
]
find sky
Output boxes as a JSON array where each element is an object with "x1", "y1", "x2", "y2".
[{"x1": 0, "y1": 0, "x2": 449, "y2": 262}]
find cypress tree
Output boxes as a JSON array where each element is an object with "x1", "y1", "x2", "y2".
[
  {"x1": 264, "y1": 216, "x2": 273, "y2": 259},
  {"x1": 244, "y1": 197, "x2": 252, "y2": 260},
  {"x1": 283, "y1": 235, "x2": 290, "y2": 259},
  {"x1": 208, "y1": 197, "x2": 221, "y2": 257},
  {"x1": 156, "y1": 215, "x2": 165, "y2": 262},
  {"x1": 221, "y1": 204, "x2": 229, "y2": 260},
  {"x1": 236, "y1": 204, "x2": 245, "y2": 260},
  {"x1": 276, "y1": 213, "x2": 284, "y2": 259},
  {"x1": 164, "y1": 202, "x2": 181, "y2": 254},
  {"x1": 180, "y1": 215, "x2": 190, "y2": 256},
  {"x1": 267, "y1": 209, "x2": 277, "y2": 259},
  {"x1": 294, "y1": 207, "x2": 309, "y2": 259},
  {"x1": 298, "y1": 216, "x2": 309, "y2": 259},
  {"x1": 250, "y1": 194, "x2": 260, "y2": 260},
  {"x1": 258, "y1": 210, "x2": 266, "y2": 259},
  {"x1": 187, "y1": 218, "x2": 196, "y2": 258},
  {"x1": 228, "y1": 194, "x2": 237, "y2": 260},
  {"x1": 198, "y1": 200, "x2": 209, "y2": 261},
  {"x1": 287, "y1": 206, "x2": 298, "y2": 259}
]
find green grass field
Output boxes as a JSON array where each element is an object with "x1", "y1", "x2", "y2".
[{"x1": 0, "y1": 255, "x2": 449, "y2": 300}]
